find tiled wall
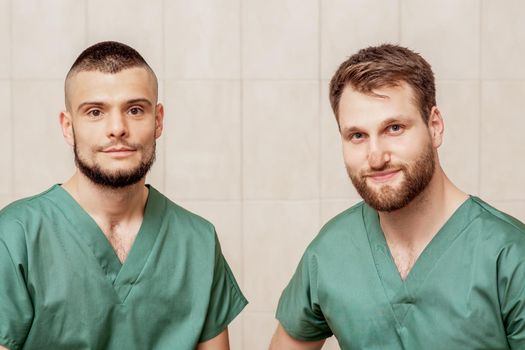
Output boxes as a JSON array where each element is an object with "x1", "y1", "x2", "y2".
[{"x1": 1, "y1": 1, "x2": 524, "y2": 349}]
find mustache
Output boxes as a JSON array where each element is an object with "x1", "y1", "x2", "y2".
[
  {"x1": 95, "y1": 141, "x2": 142, "y2": 152},
  {"x1": 360, "y1": 165, "x2": 406, "y2": 177}
]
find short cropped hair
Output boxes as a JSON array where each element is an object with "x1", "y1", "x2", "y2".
[
  {"x1": 329, "y1": 44, "x2": 435, "y2": 123},
  {"x1": 65, "y1": 41, "x2": 158, "y2": 109}
]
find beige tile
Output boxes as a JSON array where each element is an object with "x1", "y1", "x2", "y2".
[
  {"x1": 243, "y1": 312, "x2": 278, "y2": 350},
  {"x1": 401, "y1": 0, "x2": 479, "y2": 80},
  {"x1": 482, "y1": 0, "x2": 525, "y2": 79},
  {"x1": 0, "y1": 195, "x2": 13, "y2": 210},
  {"x1": 244, "y1": 201, "x2": 319, "y2": 312},
  {"x1": 321, "y1": 199, "x2": 361, "y2": 225},
  {"x1": 324, "y1": 336, "x2": 341, "y2": 350},
  {"x1": 165, "y1": 0, "x2": 240, "y2": 79},
  {"x1": 242, "y1": 0, "x2": 318, "y2": 79},
  {"x1": 157, "y1": 78, "x2": 165, "y2": 103},
  {"x1": 243, "y1": 82, "x2": 319, "y2": 200},
  {"x1": 242, "y1": 311, "x2": 339, "y2": 349},
  {"x1": 321, "y1": 0, "x2": 399, "y2": 80},
  {"x1": 480, "y1": 82, "x2": 525, "y2": 201},
  {"x1": 320, "y1": 80, "x2": 360, "y2": 199},
  {"x1": 485, "y1": 200, "x2": 525, "y2": 224},
  {"x1": 164, "y1": 81, "x2": 241, "y2": 200},
  {"x1": 228, "y1": 313, "x2": 243, "y2": 350},
  {"x1": 0, "y1": 0, "x2": 10, "y2": 79},
  {"x1": 436, "y1": 81, "x2": 480, "y2": 195},
  {"x1": 87, "y1": 0, "x2": 164, "y2": 77},
  {"x1": 12, "y1": 0, "x2": 86, "y2": 79},
  {"x1": 0, "y1": 82, "x2": 11, "y2": 195},
  {"x1": 172, "y1": 200, "x2": 243, "y2": 284},
  {"x1": 12, "y1": 81, "x2": 74, "y2": 197}
]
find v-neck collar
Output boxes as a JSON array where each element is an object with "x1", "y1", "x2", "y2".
[
  {"x1": 47, "y1": 184, "x2": 165, "y2": 303},
  {"x1": 363, "y1": 196, "x2": 477, "y2": 325}
]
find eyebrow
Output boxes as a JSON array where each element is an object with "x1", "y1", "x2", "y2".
[
  {"x1": 378, "y1": 116, "x2": 409, "y2": 129},
  {"x1": 341, "y1": 125, "x2": 361, "y2": 135},
  {"x1": 127, "y1": 98, "x2": 154, "y2": 108},
  {"x1": 76, "y1": 98, "x2": 154, "y2": 113},
  {"x1": 341, "y1": 115, "x2": 410, "y2": 134},
  {"x1": 76, "y1": 101, "x2": 104, "y2": 113}
]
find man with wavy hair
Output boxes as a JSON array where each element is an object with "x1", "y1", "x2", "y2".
[
  {"x1": 270, "y1": 44, "x2": 525, "y2": 349},
  {"x1": 0, "y1": 41, "x2": 246, "y2": 350}
]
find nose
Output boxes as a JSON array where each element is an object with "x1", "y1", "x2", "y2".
[
  {"x1": 106, "y1": 111, "x2": 128, "y2": 139},
  {"x1": 367, "y1": 137, "x2": 390, "y2": 170}
]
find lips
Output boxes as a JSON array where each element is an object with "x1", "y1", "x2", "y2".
[
  {"x1": 103, "y1": 147, "x2": 135, "y2": 152},
  {"x1": 101, "y1": 145, "x2": 137, "y2": 158},
  {"x1": 102, "y1": 145, "x2": 136, "y2": 153},
  {"x1": 365, "y1": 169, "x2": 401, "y2": 182}
]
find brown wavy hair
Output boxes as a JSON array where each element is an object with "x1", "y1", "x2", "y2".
[{"x1": 329, "y1": 44, "x2": 435, "y2": 124}]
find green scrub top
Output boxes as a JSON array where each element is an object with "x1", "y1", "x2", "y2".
[
  {"x1": 276, "y1": 197, "x2": 525, "y2": 349},
  {"x1": 0, "y1": 185, "x2": 247, "y2": 350}
]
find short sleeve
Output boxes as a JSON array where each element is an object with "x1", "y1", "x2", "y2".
[
  {"x1": 0, "y1": 219, "x2": 34, "y2": 350},
  {"x1": 198, "y1": 234, "x2": 248, "y2": 342},
  {"x1": 498, "y1": 237, "x2": 525, "y2": 349},
  {"x1": 276, "y1": 250, "x2": 332, "y2": 341}
]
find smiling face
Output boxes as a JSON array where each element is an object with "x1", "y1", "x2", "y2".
[
  {"x1": 338, "y1": 82, "x2": 441, "y2": 212},
  {"x1": 60, "y1": 67, "x2": 164, "y2": 188}
]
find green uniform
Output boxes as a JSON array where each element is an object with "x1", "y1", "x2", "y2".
[
  {"x1": 276, "y1": 197, "x2": 525, "y2": 349},
  {"x1": 0, "y1": 185, "x2": 247, "y2": 350}
]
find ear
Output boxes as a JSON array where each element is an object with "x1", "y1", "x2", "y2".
[
  {"x1": 59, "y1": 111, "x2": 75, "y2": 147},
  {"x1": 154, "y1": 103, "x2": 165, "y2": 139},
  {"x1": 427, "y1": 106, "x2": 444, "y2": 148}
]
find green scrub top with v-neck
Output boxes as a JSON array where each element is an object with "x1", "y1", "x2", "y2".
[
  {"x1": 0, "y1": 185, "x2": 247, "y2": 350},
  {"x1": 276, "y1": 197, "x2": 525, "y2": 350}
]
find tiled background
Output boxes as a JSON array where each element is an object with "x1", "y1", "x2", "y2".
[{"x1": 1, "y1": 1, "x2": 524, "y2": 349}]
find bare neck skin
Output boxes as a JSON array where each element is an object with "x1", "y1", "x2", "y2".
[
  {"x1": 378, "y1": 165, "x2": 468, "y2": 280},
  {"x1": 62, "y1": 170, "x2": 149, "y2": 263}
]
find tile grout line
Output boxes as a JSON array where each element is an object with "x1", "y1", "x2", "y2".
[
  {"x1": 398, "y1": 0, "x2": 403, "y2": 43},
  {"x1": 9, "y1": 0, "x2": 14, "y2": 200},
  {"x1": 478, "y1": 0, "x2": 482, "y2": 197},
  {"x1": 317, "y1": 0, "x2": 323, "y2": 226},
  {"x1": 238, "y1": 0, "x2": 245, "y2": 347},
  {"x1": 179, "y1": 198, "x2": 326, "y2": 204},
  {"x1": 84, "y1": 0, "x2": 88, "y2": 45},
  {"x1": 162, "y1": 0, "x2": 167, "y2": 193},
  {"x1": 8, "y1": 77, "x2": 525, "y2": 83}
]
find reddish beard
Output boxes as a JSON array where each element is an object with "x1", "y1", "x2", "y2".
[{"x1": 347, "y1": 142, "x2": 435, "y2": 212}]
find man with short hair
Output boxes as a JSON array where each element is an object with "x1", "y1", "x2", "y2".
[
  {"x1": 0, "y1": 41, "x2": 247, "y2": 350},
  {"x1": 270, "y1": 44, "x2": 525, "y2": 349}
]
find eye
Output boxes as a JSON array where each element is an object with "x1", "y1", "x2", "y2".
[
  {"x1": 86, "y1": 109, "x2": 103, "y2": 118},
  {"x1": 348, "y1": 132, "x2": 366, "y2": 143},
  {"x1": 387, "y1": 124, "x2": 404, "y2": 134},
  {"x1": 128, "y1": 107, "x2": 144, "y2": 116}
]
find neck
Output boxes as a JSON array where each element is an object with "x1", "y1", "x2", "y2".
[
  {"x1": 377, "y1": 166, "x2": 468, "y2": 250},
  {"x1": 61, "y1": 170, "x2": 149, "y2": 225}
]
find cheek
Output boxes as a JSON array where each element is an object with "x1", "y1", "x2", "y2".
[
  {"x1": 342, "y1": 145, "x2": 366, "y2": 170},
  {"x1": 73, "y1": 132, "x2": 99, "y2": 153},
  {"x1": 390, "y1": 136, "x2": 430, "y2": 163}
]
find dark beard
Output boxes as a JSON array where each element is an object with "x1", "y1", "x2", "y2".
[
  {"x1": 348, "y1": 142, "x2": 435, "y2": 212},
  {"x1": 74, "y1": 141, "x2": 156, "y2": 189}
]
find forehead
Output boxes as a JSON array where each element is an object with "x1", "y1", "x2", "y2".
[
  {"x1": 66, "y1": 67, "x2": 157, "y2": 105},
  {"x1": 338, "y1": 82, "x2": 420, "y2": 127}
]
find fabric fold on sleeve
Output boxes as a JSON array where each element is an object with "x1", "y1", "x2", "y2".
[
  {"x1": 276, "y1": 251, "x2": 332, "y2": 341},
  {"x1": 198, "y1": 233, "x2": 248, "y2": 342}
]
